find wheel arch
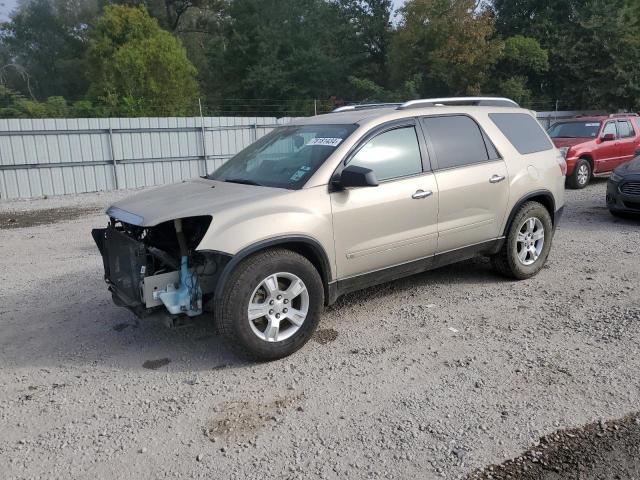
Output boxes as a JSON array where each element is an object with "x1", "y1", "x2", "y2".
[
  {"x1": 503, "y1": 190, "x2": 557, "y2": 237},
  {"x1": 213, "y1": 235, "x2": 333, "y2": 304},
  {"x1": 579, "y1": 154, "x2": 594, "y2": 170}
]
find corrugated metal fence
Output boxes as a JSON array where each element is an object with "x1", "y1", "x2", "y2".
[
  {"x1": 0, "y1": 111, "x2": 603, "y2": 200},
  {"x1": 0, "y1": 116, "x2": 289, "y2": 199}
]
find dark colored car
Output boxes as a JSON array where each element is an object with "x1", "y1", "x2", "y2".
[
  {"x1": 607, "y1": 155, "x2": 640, "y2": 216},
  {"x1": 548, "y1": 114, "x2": 640, "y2": 189}
]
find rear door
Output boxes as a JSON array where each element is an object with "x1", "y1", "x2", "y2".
[
  {"x1": 420, "y1": 115, "x2": 509, "y2": 253},
  {"x1": 616, "y1": 120, "x2": 638, "y2": 167},
  {"x1": 330, "y1": 121, "x2": 439, "y2": 279}
]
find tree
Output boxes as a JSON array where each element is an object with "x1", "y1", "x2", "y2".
[
  {"x1": 86, "y1": 5, "x2": 199, "y2": 116},
  {"x1": 0, "y1": 0, "x2": 97, "y2": 99},
  {"x1": 493, "y1": 0, "x2": 640, "y2": 110},
  {"x1": 492, "y1": 35, "x2": 549, "y2": 106},
  {"x1": 338, "y1": 0, "x2": 394, "y2": 88},
  {"x1": 206, "y1": 0, "x2": 365, "y2": 114},
  {"x1": 390, "y1": 0, "x2": 503, "y2": 96}
]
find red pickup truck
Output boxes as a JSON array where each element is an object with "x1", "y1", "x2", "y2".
[{"x1": 548, "y1": 114, "x2": 640, "y2": 189}]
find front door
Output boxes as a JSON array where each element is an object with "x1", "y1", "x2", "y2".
[
  {"x1": 331, "y1": 124, "x2": 439, "y2": 279},
  {"x1": 420, "y1": 115, "x2": 510, "y2": 253},
  {"x1": 597, "y1": 121, "x2": 620, "y2": 173}
]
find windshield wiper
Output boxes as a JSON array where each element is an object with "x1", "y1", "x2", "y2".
[{"x1": 224, "y1": 178, "x2": 263, "y2": 186}]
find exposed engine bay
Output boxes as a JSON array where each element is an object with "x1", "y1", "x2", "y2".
[{"x1": 92, "y1": 215, "x2": 229, "y2": 319}]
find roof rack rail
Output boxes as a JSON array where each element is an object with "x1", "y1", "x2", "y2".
[
  {"x1": 332, "y1": 103, "x2": 401, "y2": 113},
  {"x1": 397, "y1": 97, "x2": 520, "y2": 110},
  {"x1": 609, "y1": 113, "x2": 639, "y2": 118}
]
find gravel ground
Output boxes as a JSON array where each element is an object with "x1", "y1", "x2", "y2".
[{"x1": 1, "y1": 179, "x2": 639, "y2": 480}]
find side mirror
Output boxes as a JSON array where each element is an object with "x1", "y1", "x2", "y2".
[
  {"x1": 602, "y1": 133, "x2": 616, "y2": 142},
  {"x1": 333, "y1": 165, "x2": 379, "y2": 189}
]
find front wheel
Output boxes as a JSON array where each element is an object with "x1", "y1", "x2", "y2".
[
  {"x1": 567, "y1": 158, "x2": 591, "y2": 189},
  {"x1": 217, "y1": 249, "x2": 324, "y2": 360},
  {"x1": 491, "y1": 201, "x2": 554, "y2": 280}
]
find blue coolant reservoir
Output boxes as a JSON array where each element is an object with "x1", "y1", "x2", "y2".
[{"x1": 158, "y1": 256, "x2": 203, "y2": 317}]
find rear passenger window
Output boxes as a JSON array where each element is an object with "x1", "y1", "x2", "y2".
[
  {"x1": 420, "y1": 116, "x2": 490, "y2": 169},
  {"x1": 489, "y1": 113, "x2": 553, "y2": 155},
  {"x1": 348, "y1": 126, "x2": 423, "y2": 182},
  {"x1": 618, "y1": 121, "x2": 634, "y2": 138}
]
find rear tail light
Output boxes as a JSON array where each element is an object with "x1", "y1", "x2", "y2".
[{"x1": 557, "y1": 154, "x2": 568, "y2": 176}]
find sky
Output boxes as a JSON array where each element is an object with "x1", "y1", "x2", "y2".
[
  {"x1": 0, "y1": 0, "x2": 407, "y2": 23},
  {"x1": 0, "y1": 0, "x2": 16, "y2": 21}
]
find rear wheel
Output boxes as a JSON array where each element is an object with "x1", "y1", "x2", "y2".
[
  {"x1": 217, "y1": 249, "x2": 324, "y2": 360},
  {"x1": 567, "y1": 158, "x2": 591, "y2": 189},
  {"x1": 492, "y1": 201, "x2": 554, "y2": 280}
]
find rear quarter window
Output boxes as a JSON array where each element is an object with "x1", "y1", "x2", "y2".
[{"x1": 489, "y1": 113, "x2": 553, "y2": 155}]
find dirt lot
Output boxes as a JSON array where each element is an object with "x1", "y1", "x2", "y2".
[{"x1": 1, "y1": 180, "x2": 639, "y2": 480}]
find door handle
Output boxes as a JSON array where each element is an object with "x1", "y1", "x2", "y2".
[
  {"x1": 412, "y1": 190, "x2": 433, "y2": 200},
  {"x1": 489, "y1": 175, "x2": 506, "y2": 184}
]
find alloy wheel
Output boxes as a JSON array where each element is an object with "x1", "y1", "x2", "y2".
[
  {"x1": 577, "y1": 164, "x2": 589, "y2": 186},
  {"x1": 516, "y1": 217, "x2": 545, "y2": 266},
  {"x1": 247, "y1": 272, "x2": 309, "y2": 342}
]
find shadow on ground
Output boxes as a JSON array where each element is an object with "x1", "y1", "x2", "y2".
[
  {"x1": 469, "y1": 413, "x2": 640, "y2": 480},
  {"x1": 1, "y1": 256, "x2": 504, "y2": 373}
]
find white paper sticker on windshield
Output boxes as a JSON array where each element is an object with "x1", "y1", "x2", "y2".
[
  {"x1": 585, "y1": 123, "x2": 600, "y2": 127},
  {"x1": 306, "y1": 137, "x2": 343, "y2": 147}
]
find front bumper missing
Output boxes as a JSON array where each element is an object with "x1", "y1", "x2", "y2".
[
  {"x1": 92, "y1": 226, "x2": 231, "y2": 319},
  {"x1": 92, "y1": 227, "x2": 160, "y2": 317}
]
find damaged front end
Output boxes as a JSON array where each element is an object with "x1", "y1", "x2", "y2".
[{"x1": 92, "y1": 215, "x2": 229, "y2": 320}]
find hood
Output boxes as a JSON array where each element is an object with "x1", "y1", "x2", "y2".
[
  {"x1": 615, "y1": 155, "x2": 640, "y2": 175},
  {"x1": 552, "y1": 138, "x2": 592, "y2": 148},
  {"x1": 107, "y1": 178, "x2": 287, "y2": 227}
]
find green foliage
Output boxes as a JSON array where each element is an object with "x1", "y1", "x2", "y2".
[
  {"x1": 0, "y1": 86, "x2": 102, "y2": 118},
  {"x1": 390, "y1": 0, "x2": 503, "y2": 96},
  {"x1": 501, "y1": 36, "x2": 549, "y2": 76},
  {"x1": 489, "y1": 36, "x2": 549, "y2": 108},
  {"x1": 0, "y1": 0, "x2": 96, "y2": 99},
  {"x1": 205, "y1": 0, "x2": 365, "y2": 114},
  {"x1": 85, "y1": 5, "x2": 200, "y2": 116},
  {"x1": 2, "y1": 0, "x2": 640, "y2": 118},
  {"x1": 493, "y1": 0, "x2": 640, "y2": 110}
]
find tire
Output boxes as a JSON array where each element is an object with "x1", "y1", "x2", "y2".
[
  {"x1": 491, "y1": 201, "x2": 554, "y2": 280},
  {"x1": 567, "y1": 158, "x2": 591, "y2": 189},
  {"x1": 217, "y1": 248, "x2": 324, "y2": 360}
]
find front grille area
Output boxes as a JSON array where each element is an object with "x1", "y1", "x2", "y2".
[
  {"x1": 623, "y1": 200, "x2": 640, "y2": 211},
  {"x1": 620, "y1": 181, "x2": 640, "y2": 196},
  {"x1": 103, "y1": 227, "x2": 148, "y2": 305}
]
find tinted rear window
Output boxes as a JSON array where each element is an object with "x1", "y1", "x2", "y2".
[
  {"x1": 490, "y1": 113, "x2": 553, "y2": 155},
  {"x1": 420, "y1": 115, "x2": 490, "y2": 169}
]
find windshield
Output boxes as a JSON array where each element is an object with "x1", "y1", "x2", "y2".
[
  {"x1": 548, "y1": 121, "x2": 601, "y2": 139},
  {"x1": 208, "y1": 124, "x2": 358, "y2": 189}
]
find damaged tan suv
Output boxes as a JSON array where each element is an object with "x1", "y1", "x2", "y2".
[{"x1": 93, "y1": 97, "x2": 566, "y2": 359}]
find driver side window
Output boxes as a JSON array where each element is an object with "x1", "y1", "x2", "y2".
[
  {"x1": 348, "y1": 126, "x2": 423, "y2": 182},
  {"x1": 602, "y1": 122, "x2": 618, "y2": 139}
]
